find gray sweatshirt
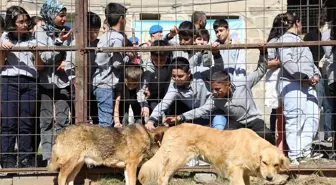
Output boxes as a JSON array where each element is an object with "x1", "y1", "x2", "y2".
[
  {"x1": 36, "y1": 26, "x2": 73, "y2": 89},
  {"x1": 277, "y1": 31, "x2": 321, "y2": 80},
  {"x1": 65, "y1": 39, "x2": 99, "y2": 86},
  {"x1": 92, "y1": 30, "x2": 125, "y2": 88},
  {"x1": 0, "y1": 33, "x2": 38, "y2": 78},
  {"x1": 148, "y1": 55, "x2": 224, "y2": 123},
  {"x1": 213, "y1": 55, "x2": 267, "y2": 124},
  {"x1": 218, "y1": 48, "x2": 246, "y2": 81}
]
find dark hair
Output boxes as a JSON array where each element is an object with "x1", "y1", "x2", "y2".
[
  {"x1": 125, "y1": 64, "x2": 143, "y2": 82},
  {"x1": 87, "y1": 11, "x2": 101, "y2": 29},
  {"x1": 5, "y1": 6, "x2": 31, "y2": 41},
  {"x1": 0, "y1": 15, "x2": 4, "y2": 32},
  {"x1": 195, "y1": 29, "x2": 210, "y2": 41},
  {"x1": 178, "y1": 21, "x2": 195, "y2": 38},
  {"x1": 191, "y1": 11, "x2": 206, "y2": 24},
  {"x1": 150, "y1": 40, "x2": 169, "y2": 57},
  {"x1": 105, "y1": 3, "x2": 127, "y2": 27},
  {"x1": 29, "y1": 16, "x2": 44, "y2": 29},
  {"x1": 171, "y1": 57, "x2": 190, "y2": 73},
  {"x1": 213, "y1": 19, "x2": 229, "y2": 30},
  {"x1": 211, "y1": 71, "x2": 230, "y2": 82},
  {"x1": 267, "y1": 12, "x2": 300, "y2": 42}
]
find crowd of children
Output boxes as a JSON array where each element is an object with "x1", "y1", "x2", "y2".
[{"x1": 0, "y1": 0, "x2": 335, "y2": 168}]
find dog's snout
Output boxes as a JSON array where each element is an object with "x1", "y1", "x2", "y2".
[{"x1": 266, "y1": 175, "x2": 273, "y2": 181}]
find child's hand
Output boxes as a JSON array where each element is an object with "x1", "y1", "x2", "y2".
[
  {"x1": 144, "y1": 88, "x2": 150, "y2": 99},
  {"x1": 211, "y1": 41, "x2": 220, "y2": 55},
  {"x1": 310, "y1": 75, "x2": 320, "y2": 86},
  {"x1": 164, "y1": 116, "x2": 181, "y2": 125},
  {"x1": 145, "y1": 121, "x2": 156, "y2": 130},
  {"x1": 168, "y1": 25, "x2": 179, "y2": 38},
  {"x1": 28, "y1": 44, "x2": 37, "y2": 49},
  {"x1": 2, "y1": 41, "x2": 14, "y2": 49},
  {"x1": 141, "y1": 107, "x2": 150, "y2": 117},
  {"x1": 60, "y1": 29, "x2": 73, "y2": 41},
  {"x1": 114, "y1": 122, "x2": 123, "y2": 128},
  {"x1": 267, "y1": 58, "x2": 280, "y2": 69},
  {"x1": 56, "y1": 61, "x2": 65, "y2": 71}
]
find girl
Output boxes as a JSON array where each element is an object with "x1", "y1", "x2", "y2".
[
  {"x1": 36, "y1": 0, "x2": 74, "y2": 165},
  {"x1": 0, "y1": 6, "x2": 38, "y2": 168},
  {"x1": 264, "y1": 13, "x2": 287, "y2": 154},
  {"x1": 277, "y1": 12, "x2": 322, "y2": 165}
]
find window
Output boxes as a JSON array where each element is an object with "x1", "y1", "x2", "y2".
[
  {"x1": 287, "y1": 0, "x2": 321, "y2": 34},
  {"x1": 139, "y1": 13, "x2": 160, "y2": 20}
]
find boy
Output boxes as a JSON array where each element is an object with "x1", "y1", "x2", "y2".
[
  {"x1": 137, "y1": 40, "x2": 172, "y2": 119},
  {"x1": 165, "y1": 21, "x2": 204, "y2": 68},
  {"x1": 213, "y1": 19, "x2": 246, "y2": 80},
  {"x1": 65, "y1": 11, "x2": 101, "y2": 123},
  {"x1": 210, "y1": 49, "x2": 277, "y2": 144},
  {"x1": 194, "y1": 29, "x2": 212, "y2": 67},
  {"x1": 145, "y1": 50, "x2": 226, "y2": 131},
  {"x1": 114, "y1": 65, "x2": 143, "y2": 127},
  {"x1": 92, "y1": 3, "x2": 128, "y2": 127}
]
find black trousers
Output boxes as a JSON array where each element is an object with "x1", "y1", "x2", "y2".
[{"x1": 226, "y1": 118, "x2": 275, "y2": 145}]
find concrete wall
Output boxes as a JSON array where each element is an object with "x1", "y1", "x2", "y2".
[{"x1": 1, "y1": 0, "x2": 289, "y2": 124}]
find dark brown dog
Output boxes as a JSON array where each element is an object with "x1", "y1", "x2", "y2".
[{"x1": 48, "y1": 123, "x2": 168, "y2": 185}]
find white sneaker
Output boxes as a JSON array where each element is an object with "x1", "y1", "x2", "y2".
[
  {"x1": 198, "y1": 160, "x2": 210, "y2": 166},
  {"x1": 186, "y1": 158, "x2": 199, "y2": 167}
]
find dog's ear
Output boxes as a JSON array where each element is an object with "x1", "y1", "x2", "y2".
[
  {"x1": 280, "y1": 155, "x2": 290, "y2": 171},
  {"x1": 151, "y1": 126, "x2": 169, "y2": 144}
]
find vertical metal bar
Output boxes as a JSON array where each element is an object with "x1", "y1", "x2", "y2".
[{"x1": 75, "y1": 0, "x2": 88, "y2": 124}]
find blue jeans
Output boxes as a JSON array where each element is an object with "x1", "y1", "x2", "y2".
[
  {"x1": 315, "y1": 78, "x2": 333, "y2": 138},
  {"x1": 192, "y1": 115, "x2": 226, "y2": 130},
  {"x1": 211, "y1": 115, "x2": 227, "y2": 130},
  {"x1": 93, "y1": 87, "x2": 114, "y2": 127},
  {"x1": 278, "y1": 80, "x2": 319, "y2": 160}
]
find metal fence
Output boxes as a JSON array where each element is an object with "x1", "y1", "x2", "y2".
[{"x1": 0, "y1": 0, "x2": 335, "y2": 181}]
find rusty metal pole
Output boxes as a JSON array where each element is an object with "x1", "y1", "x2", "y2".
[{"x1": 75, "y1": 0, "x2": 88, "y2": 124}]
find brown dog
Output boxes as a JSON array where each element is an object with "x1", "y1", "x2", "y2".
[
  {"x1": 47, "y1": 123, "x2": 168, "y2": 185},
  {"x1": 138, "y1": 123, "x2": 289, "y2": 185}
]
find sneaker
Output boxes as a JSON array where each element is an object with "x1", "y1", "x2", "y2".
[
  {"x1": 296, "y1": 152, "x2": 323, "y2": 164},
  {"x1": 1, "y1": 158, "x2": 17, "y2": 168},
  {"x1": 198, "y1": 160, "x2": 210, "y2": 166},
  {"x1": 185, "y1": 158, "x2": 199, "y2": 167},
  {"x1": 290, "y1": 159, "x2": 300, "y2": 166},
  {"x1": 18, "y1": 158, "x2": 36, "y2": 168}
]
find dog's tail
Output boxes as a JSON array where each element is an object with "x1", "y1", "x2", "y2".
[
  {"x1": 138, "y1": 146, "x2": 165, "y2": 184},
  {"x1": 47, "y1": 149, "x2": 60, "y2": 172}
]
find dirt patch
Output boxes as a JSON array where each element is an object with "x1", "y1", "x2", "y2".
[{"x1": 91, "y1": 174, "x2": 336, "y2": 185}]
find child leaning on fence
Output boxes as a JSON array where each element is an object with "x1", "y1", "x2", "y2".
[
  {"x1": 0, "y1": 6, "x2": 40, "y2": 168},
  {"x1": 114, "y1": 64, "x2": 145, "y2": 127},
  {"x1": 36, "y1": 0, "x2": 74, "y2": 166},
  {"x1": 64, "y1": 11, "x2": 101, "y2": 123},
  {"x1": 92, "y1": 3, "x2": 130, "y2": 127},
  {"x1": 276, "y1": 12, "x2": 322, "y2": 165},
  {"x1": 137, "y1": 40, "x2": 173, "y2": 120}
]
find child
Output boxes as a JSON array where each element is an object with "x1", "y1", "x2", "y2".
[
  {"x1": 210, "y1": 49, "x2": 276, "y2": 145},
  {"x1": 0, "y1": 6, "x2": 38, "y2": 168},
  {"x1": 30, "y1": 16, "x2": 45, "y2": 33},
  {"x1": 165, "y1": 21, "x2": 204, "y2": 68},
  {"x1": 65, "y1": 11, "x2": 101, "y2": 123},
  {"x1": 213, "y1": 19, "x2": 246, "y2": 80},
  {"x1": 37, "y1": 0, "x2": 74, "y2": 165},
  {"x1": 276, "y1": 12, "x2": 322, "y2": 164},
  {"x1": 137, "y1": 40, "x2": 172, "y2": 119},
  {"x1": 93, "y1": 3, "x2": 128, "y2": 127},
  {"x1": 194, "y1": 29, "x2": 212, "y2": 67},
  {"x1": 145, "y1": 53, "x2": 226, "y2": 131},
  {"x1": 114, "y1": 65, "x2": 143, "y2": 127}
]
